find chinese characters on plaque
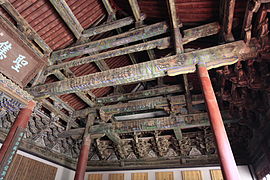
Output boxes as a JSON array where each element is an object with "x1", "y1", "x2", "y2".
[{"x1": 0, "y1": 41, "x2": 29, "y2": 73}]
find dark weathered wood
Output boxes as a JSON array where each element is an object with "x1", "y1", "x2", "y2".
[
  {"x1": 41, "y1": 99, "x2": 78, "y2": 127},
  {"x1": 220, "y1": 0, "x2": 236, "y2": 42},
  {"x1": 29, "y1": 39, "x2": 259, "y2": 97},
  {"x1": 82, "y1": 17, "x2": 137, "y2": 38},
  {"x1": 58, "y1": 111, "x2": 237, "y2": 138},
  {"x1": 99, "y1": 94, "x2": 204, "y2": 121},
  {"x1": 50, "y1": 21, "x2": 170, "y2": 61},
  {"x1": 49, "y1": 0, "x2": 83, "y2": 39},
  {"x1": 53, "y1": 70, "x2": 95, "y2": 107},
  {"x1": 101, "y1": 0, "x2": 138, "y2": 65},
  {"x1": 96, "y1": 85, "x2": 185, "y2": 104},
  {"x1": 0, "y1": 0, "x2": 51, "y2": 55},
  {"x1": 167, "y1": 0, "x2": 184, "y2": 53},
  {"x1": 45, "y1": 22, "x2": 220, "y2": 74},
  {"x1": 128, "y1": 0, "x2": 142, "y2": 23}
]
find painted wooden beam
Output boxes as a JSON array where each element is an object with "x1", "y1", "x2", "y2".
[
  {"x1": 50, "y1": 21, "x2": 170, "y2": 61},
  {"x1": 53, "y1": 70, "x2": 95, "y2": 107},
  {"x1": 96, "y1": 85, "x2": 185, "y2": 104},
  {"x1": 58, "y1": 111, "x2": 237, "y2": 138},
  {"x1": 99, "y1": 94, "x2": 204, "y2": 122},
  {"x1": 101, "y1": 0, "x2": 139, "y2": 66},
  {"x1": 82, "y1": 16, "x2": 138, "y2": 38},
  {"x1": 28, "y1": 39, "x2": 259, "y2": 97},
  {"x1": 49, "y1": 0, "x2": 83, "y2": 39},
  {"x1": 45, "y1": 22, "x2": 220, "y2": 74}
]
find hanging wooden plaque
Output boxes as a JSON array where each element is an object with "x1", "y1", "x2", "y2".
[{"x1": 0, "y1": 15, "x2": 46, "y2": 87}]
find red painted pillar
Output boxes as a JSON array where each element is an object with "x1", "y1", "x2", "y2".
[
  {"x1": 0, "y1": 100, "x2": 35, "y2": 179},
  {"x1": 197, "y1": 64, "x2": 240, "y2": 180},
  {"x1": 74, "y1": 134, "x2": 91, "y2": 180}
]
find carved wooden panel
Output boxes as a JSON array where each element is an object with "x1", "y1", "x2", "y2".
[
  {"x1": 88, "y1": 174, "x2": 102, "y2": 180},
  {"x1": 181, "y1": 170, "x2": 202, "y2": 180},
  {"x1": 109, "y1": 173, "x2": 124, "y2": 180},
  {"x1": 210, "y1": 169, "x2": 224, "y2": 180},
  {"x1": 6, "y1": 154, "x2": 57, "y2": 180},
  {"x1": 132, "y1": 172, "x2": 148, "y2": 180},
  {"x1": 155, "y1": 172, "x2": 174, "y2": 180}
]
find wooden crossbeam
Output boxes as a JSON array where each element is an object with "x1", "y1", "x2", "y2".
[
  {"x1": 49, "y1": 0, "x2": 83, "y2": 39},
  {"x1": 96, "y1": 84, "x2": 186, "y2": 104},
  {"x1": 58, "y1": 111, "x2": 237, "y2": 138},
  {"x1": 73, "y1": 91, "x2": 199, "y2": 119},
  {"x1": 28, "y1": 39, "x2": 259, "y2": 97},
  {"x1": 50, "y1": 21, "x2": 170, "y2": 61},
  {"x1": 45, "y1": 22, "x2": 220, "y2": 74},
  {"x1": 102, "y1": 0, "x2": 139, "y2": 66},
  {"x1": 99, "y1": 94, "x2": 204, "y2": 122}
]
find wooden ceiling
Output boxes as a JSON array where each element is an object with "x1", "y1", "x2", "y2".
[{"x1": 0, "y1": 0, "x2": 270, "y2": 175}]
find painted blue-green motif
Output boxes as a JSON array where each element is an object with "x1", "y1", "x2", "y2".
[{"x1": 0, "y1": 131, "x2": 24, "y2": 180}]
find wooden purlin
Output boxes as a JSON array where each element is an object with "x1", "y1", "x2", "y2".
[
  {"x1": 50, "y1": 21, "x2": 169, "y2": 61},
  {"x1": 28, "y1": 39, "x2": 259, "y2": 97},
  {"x1": 45, "y1": 22, "x2": 220, "y2": 74}
]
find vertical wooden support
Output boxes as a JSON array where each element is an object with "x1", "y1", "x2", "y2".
[
  {"x1": 0, "y1": 101, "x2": 36, "y2": 179},
  {"x1": 197, "y1": 64, "x2": 240, "y2": 180},
  {"x1": 74, "y1": 114, "x2": 93, "y2": 180},
  {"x1": 74, "y1": 134, "x2": 91, "y2": 180}
]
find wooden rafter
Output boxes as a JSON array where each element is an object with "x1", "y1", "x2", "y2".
[
  {"x1": 28, "y1": 39, "x2": 259, "y2": 97},
  {"x1": 0, "y1": 0, "x2": 52, "y2": 55},
  {"x1": 49, "y1": 0, "x2": 83, "y2": 39}
]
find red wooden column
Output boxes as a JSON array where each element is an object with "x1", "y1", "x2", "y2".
[
  {"x1": 197, "y1": 64, "x2": 240, "y2": 180},
  {"x1": 74, "y1": 134, "x2": 91, "y2": 180},
  {"x1": 0, "y1": 100, "x2": 36, "y2": 179}
]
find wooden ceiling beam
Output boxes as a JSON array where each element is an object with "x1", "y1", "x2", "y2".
[
  {"x1": 45, "y1": 22, "x2": 220, "y2": 74},
  {"x1": 49, "y1": 0, "x2": 83, "y2": 39},
  {"x1": 102, "y1": 0, "x2": 138, "y2": 66},
  {"x1": 50, "y1": 21, "x2": 170, "y2": 61},
  {"x1": 96, "y1": 84, "x2": 186, "y2": 104},
  {"x1": 167, "y1": 0, "x2": 193, "y2": 114},
  {"x1": 28, "y1": 39, "x2": 259, "y2": 97},
  {"x1": 82, "y1": 16, "x2": 138, "y2": 38},
  {"x1": 220, "y1": 0, "x2": 236, "y2": 42},
  {"x1": 58, "y1": 111, "x2": 237, "y2": 138},
  {"x1": 53, "y1": 70, "x2": 95, "y2": 107}
]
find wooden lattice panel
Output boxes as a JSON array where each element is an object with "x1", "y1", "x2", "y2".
[
  {"x1": 6, "y1": 154, "x2": 57, "y2": 180},
  {"x1": 181, "y1": 170, "x2": 202, "y2": 180},
  {"x1": 155, "y1": 172, "x2": 174, "y2": 180},
  {"x1": 132, "y1": 172, "x2": 148, "y2": 180},
  {"x1": 88, "y1": 174, "x2": 102, "y2": 180},
  {"x1": 109, "y1": 173, "x2": 124, "y2": 180},
  {"x1": 210, "y1": 169, "x2": 224, "y2": 180}
]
